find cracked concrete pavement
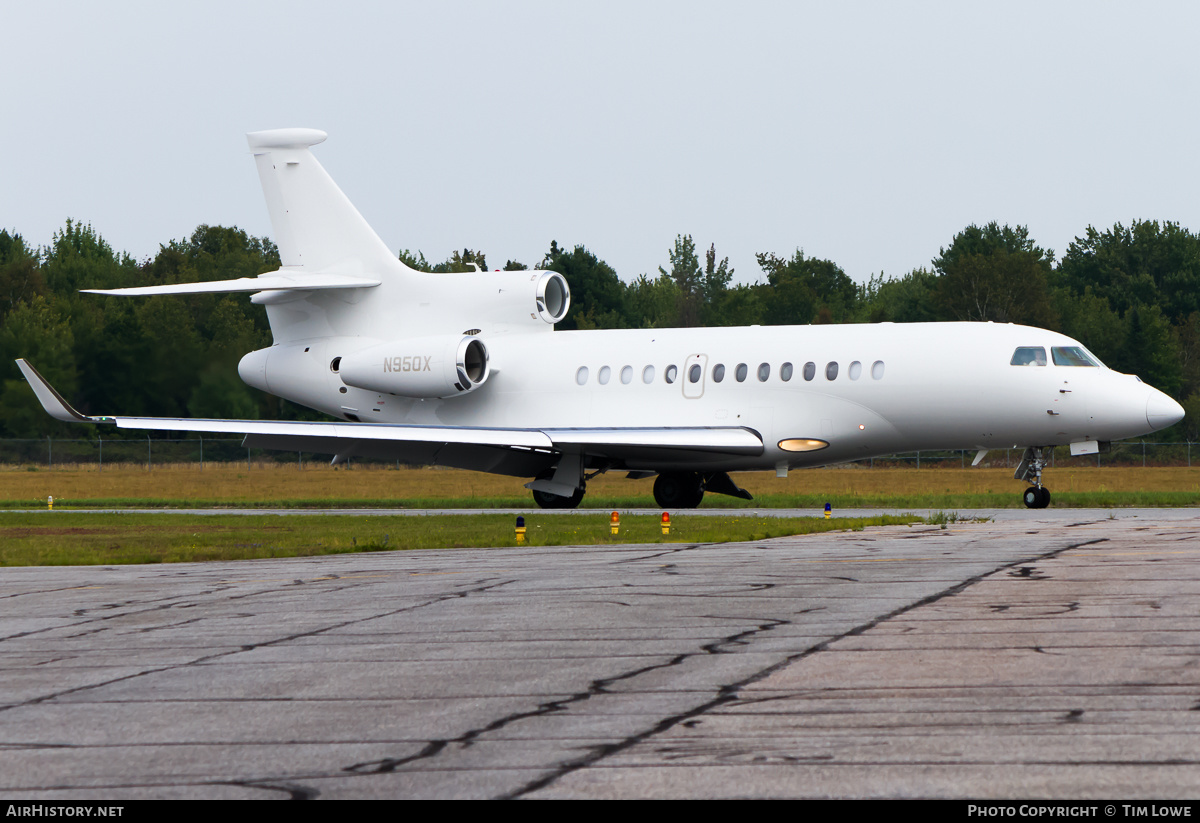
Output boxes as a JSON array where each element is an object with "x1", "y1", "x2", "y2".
[{"x1": 2, "y1": 510, "x2": 1199, "y2": 798}]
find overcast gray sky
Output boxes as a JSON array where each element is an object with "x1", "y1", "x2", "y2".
[{"x1": 3, "y1": 1, "x2": 1198, "y2": 285}]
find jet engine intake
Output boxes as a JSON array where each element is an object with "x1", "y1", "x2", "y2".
[
  {"x1": 339, "y1": 335, "x2": 490, "y2": 398},
  {"x1": 536, "y1": 272, "x2": 570, "y2": 324}
]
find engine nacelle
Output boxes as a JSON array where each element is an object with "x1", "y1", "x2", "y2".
[
  {"x1": 338, "y1": 335, "x2": 490, "y2": 398},
  {"x1": 533, "y1": 271, "x2": 571, "y2": 325}
]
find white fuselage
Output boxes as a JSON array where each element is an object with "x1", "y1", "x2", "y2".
[{"x1": 241, "y1": 320, "x2": 1171, "y2": 472}]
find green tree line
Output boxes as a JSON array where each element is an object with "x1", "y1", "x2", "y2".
[{"x1": 3, "y1": 218, "x2": 1199, "y2": 440}]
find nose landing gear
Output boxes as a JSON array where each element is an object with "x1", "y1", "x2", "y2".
[
  {"x1": 1023, "y1": 485, "x2": 1051, "y2": 509},
  {"x1": 1016, "y1": 446, "x2": 1052, "y2": 509}
]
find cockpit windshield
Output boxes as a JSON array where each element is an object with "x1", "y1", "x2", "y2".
[
  {"x1": 1052, "y1": 346, "x2": 1101, "y2": 367},
  {"x1": 1010, "y1": 347, "x2": 1046, "y2": 366}
]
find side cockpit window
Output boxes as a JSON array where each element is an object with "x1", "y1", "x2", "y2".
[
  {"x1": 1051, "y1": 346, "x2": 1101, "y2": 367},
  {"x1": 1010, "y1": 346, "x2": 1047, "y2": 366}
]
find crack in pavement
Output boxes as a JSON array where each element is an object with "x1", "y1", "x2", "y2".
[
  {"x1": 0, "y1": 578, "x2": 517, "y2": 715},
  {"x1": 499, "y1": 535, "x2": 1111, "y2": 799},
  {"x1": 340, "y1": 615, "x2": 791, "y2": 780}
]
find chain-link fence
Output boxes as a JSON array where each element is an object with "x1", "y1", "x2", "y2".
[
  {"x1": 863, "y1": 440, "x2": 1198, "y2": 469},
  {"x1": 0, "y1": 437, "x2": 317, "y2": 470},
  {"x1": 1, "y1": 437, "x2": 1196, "y2": 470}
]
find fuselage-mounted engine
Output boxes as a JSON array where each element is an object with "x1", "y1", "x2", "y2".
[
  {"x1": 535, "y1": 271, "x2": 570, "y2": 325},
  {"x1": 338, "y1": 335, "x2": 490, "y2": 398}
]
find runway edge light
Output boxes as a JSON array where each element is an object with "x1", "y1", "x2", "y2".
[
  {"x1": 661, "y1": 512, "x2": 671, "y2": 535},
  {"x1": 610, "y1": 511, "x2": 620, "y2": 535}
]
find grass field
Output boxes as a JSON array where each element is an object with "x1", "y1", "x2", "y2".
[
  {"x1": 0, "y1": 512, "x2": 924, "y2": 566},
  {"x1": 1, "y1": 463, "x2": 1198, "y2": 509}
]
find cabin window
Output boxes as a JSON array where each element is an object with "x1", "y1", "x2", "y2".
[
  {"x1": 848, "y1": 361, "x2": 862, "y2": 380},
  {"x1": 665, "y1": 365, "x2": 678, "y2": 384},
  {"x1": 620, "y1": 365, "x2": 633, "y2": 384},
  {"x1": 872, "y1": 360, "x2": 885, "y2": 380},
  {"x1": 735, "y1": 363, "x2": 748, "y2": 382},
  {"x1": 825, "y1": 361, "x2": 839, "y2": 380},
  {"x1": 1052, "y1": 346, "x2": 1100, "y2": 367},
  {"x1": 576, "y1": 367, "x2": 589, "y2": 385},
  {"x1": 643, "y1": 365, "x2": 655, "y2": 384},
  {"x1": 712, "y1": 363, "x2": 725, "y2": 383},
  {"x1": 803, "y1": 362, "x2": 816, "y2": 381},
  {"x1": 1010, "y1": 346, "x2": 1047, "y2": 366},
  {"x1": 780, "y1": 362, "x2": 793, "y2": 382},
  {"x1": 598, "y1": 366, "x2": 611, "y2": 385},
  {"x1": 688, "y1": 364, "x2": 702, "y2": 383},
  {"x1": 757, "y1": 362, "x2": 770, "y2": 382}
]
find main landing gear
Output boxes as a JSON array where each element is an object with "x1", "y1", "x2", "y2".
[
  {"x1": 652, "y1": 471, "x2": 753, "y2": 509},
  {"x1": 1016, "y1": 446, "x2": 1052, "y2": 509},
  {"x1": 529, "y1": 467, "x2": 753, "y2": 510},
  {"x1": 653, "y1": 472, "x2": 705, "y2": 509},
  {"x1": 531, "y1": 484, "x2": 585, "y2": 509}
]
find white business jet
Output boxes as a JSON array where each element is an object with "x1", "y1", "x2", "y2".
[{"x1": 16, "y1": 129, "x2": 1185, "y2": 509}]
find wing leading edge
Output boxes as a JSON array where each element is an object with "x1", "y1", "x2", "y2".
[
  {"x1": 15, "y1": 359, "x2": 763, "y2": 475},
  {"x1": 81, "y1": 271, "x2": 381, "y2": 298}
]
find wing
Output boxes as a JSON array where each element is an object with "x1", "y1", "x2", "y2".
[{"x1": 16, "y1": 360, "x2": 763, "y2": 476}]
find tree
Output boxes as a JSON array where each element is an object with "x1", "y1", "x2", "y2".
[
  {"x1": 1052, "y1": 288, "x2": 1126, "y2": 370},
  {"x1": 858, "y1": 268, "x2": 942, "y2": 323},
  {"x1": 398, "y1": 249, "x2": 433, "y2": 271},
  {"x1": 1119, "y1": 305, "x2": 1182, "y2": 397},
  {"x1": 660, "y1": 235, "x2": 703, "y2": 327},
  {"x1": 755, "y1": 250, "x2": 857, "y2": 325},
  {"x1": 1057, "y1": 220, "x2": 1200, "y2": 323},
  {"x1": 541, "y1": 241, "x2": 625, "y2": 329},
  {"x1": 701, "y1": 243, "x2": 734, "y2": 325},
  {"x1": 933, "y1": 222, "x2": 1052, "y2": 272},
  {"x1": 932, "y1": 223, "x2": 1056, "y2": 327},
  {"x1": 0, "y1": 230, "x2": 43, "y2": 318},
  {"x1": 1174, "y1": 312, "x2": 1200, "y2": 400},
  {"x1": 431, "y1": 248, "x2": 487, "y2": 273},
  {"x1": 41, "y1": 219, "x2": 138, "y2": 294},
  {"x1": 0, "y1": 296, "x2": 76, "y2": 436},
  {"x1": 624, "y1": 273, "x2": 680, "y2": 328}
]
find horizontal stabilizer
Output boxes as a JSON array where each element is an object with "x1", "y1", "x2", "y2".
[{"x1": 83, "y1": 271, "x2": 381, "y2": 297}]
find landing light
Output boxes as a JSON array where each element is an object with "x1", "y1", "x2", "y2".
[{"x1": 778, "y1": 438, "x2": 829, "y2": 452}]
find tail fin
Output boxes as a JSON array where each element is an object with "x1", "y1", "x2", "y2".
[{"x1": 247, "y1": 128, "x2": 405, "y2": 276}]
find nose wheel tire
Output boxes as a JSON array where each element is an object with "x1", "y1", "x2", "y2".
[{"x1": 1023, "y1": 486, "x2": 1051, "y2": 509}]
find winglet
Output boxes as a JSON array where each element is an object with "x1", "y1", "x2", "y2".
[{"x1": 14, "y1": 360, "x2": 98, "y2": 424}]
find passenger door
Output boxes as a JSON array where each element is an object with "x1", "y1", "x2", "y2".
[{"x1": 682, "y1": 354, "x2": 707, "y2": 399}]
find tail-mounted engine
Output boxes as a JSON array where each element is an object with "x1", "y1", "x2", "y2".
[
  {"x1": 534, "y1": 271, "x2": 570, "y2": 324},
  {"x1": 339, "y1": 335, "x2": 490, "y2": 398}
]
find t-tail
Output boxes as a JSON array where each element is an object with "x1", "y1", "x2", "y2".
[{"x1": 83, "y1": 129, "x2": 571, "y2": 412}]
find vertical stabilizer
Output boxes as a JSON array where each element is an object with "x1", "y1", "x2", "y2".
[{"x1": 246, "y1": 128, "x2": 404, "y2": 276}]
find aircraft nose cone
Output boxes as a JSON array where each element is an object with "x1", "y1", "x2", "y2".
[{"x1": 1146, "y1": 391, "x2": 1185, "y2": 431}]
